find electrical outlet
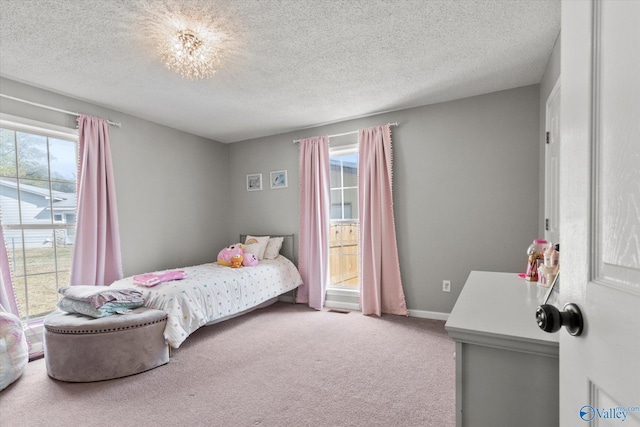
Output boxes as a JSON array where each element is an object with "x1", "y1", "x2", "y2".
[{"x1": 442, "y1": 280, "x2": 451, "y2": 293}]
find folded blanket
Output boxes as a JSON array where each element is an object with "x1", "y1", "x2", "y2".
[
  {"x1": 133, "y1": 270, "x2": 187, "y2": 287},
  {"x1": 58, "y1": 286, "x2": 144, "y2": 309},
  {"x1": 57, "y1": 297, "x2": 143, "y2": 318}
]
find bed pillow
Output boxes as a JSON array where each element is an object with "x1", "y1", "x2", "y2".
[
  {"x1": 243, "y1": 243, "x2": 260, "y2": 258},
  {"x1": 244, "y1": 235, "x2": 270, "y2": 260},
  {"x1": 264, "y1": 237, "x2": 284, "y2": 259}
]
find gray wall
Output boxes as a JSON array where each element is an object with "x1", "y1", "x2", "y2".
[
  {"x1": 0, "y1": 77, "x2": 230, "y2": 278},
  {"x1": 1, "y1": 77, "x2": 544, "y2": 314},
  {"x1": 229, "y1": 85, "x2": 541, "y2": 314}
]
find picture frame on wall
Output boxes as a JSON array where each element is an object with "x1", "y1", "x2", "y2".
[
  {"x1": 270, "y1": 170, "x2": 288, "y2": 189},
  {"x1": 246, "y1": 173, "x2": 262, "y2": 191}
]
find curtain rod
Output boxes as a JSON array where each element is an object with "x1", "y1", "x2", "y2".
[
  {"x1": 292, "y1": 122, "x2": 399, "y2": 144},
  {"x1": 0, "y1": 93, "x2": 122, "y2": 127}
]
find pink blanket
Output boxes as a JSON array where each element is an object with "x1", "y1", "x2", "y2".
[{"x1": 133, "y1": 270, "x2": 187, "y2": 287}]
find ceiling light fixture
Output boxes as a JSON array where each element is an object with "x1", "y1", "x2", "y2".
[
  {"x1": 138, "y1": 2, "x2": 235, "y2": 81},
  {"x1": 157, "y1": 23, "x2": 229, "y2": 80}
]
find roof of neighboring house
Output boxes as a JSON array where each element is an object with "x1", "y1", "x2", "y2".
[{"x1": 0, "y1": 179, "x2": 76, "y2": 210}]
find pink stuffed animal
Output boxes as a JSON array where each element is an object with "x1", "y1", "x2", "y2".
[
  {"x1": 242, "y1": 253, "x2": 259, "y2": 267},
  {"x1": 217, "y1": 244, "x2": 244, "y2": 267}
]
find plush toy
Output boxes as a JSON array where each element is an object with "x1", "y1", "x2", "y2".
[
  {"x1": 242, "y1": 253, "x2": 259, "y2": 267},
  {"x1": 217, "y1": 244, "x2": 244, "y2": 267},
  {"x1": 0, "y1": 312, "x2": 29, "y2": 391},
  {"x1": 230, "y1": 254, "x2": 244, "y2": 268}
]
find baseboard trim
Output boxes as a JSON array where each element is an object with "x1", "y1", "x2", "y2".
[
  {"x1": 322, "y1": 304, "x2": 450, "y2": 320},
  {"x1": 282, "y1": 295, "x2": 451, "y2": 321},
  {"x1": 407, "y1": 309, "x2": 450, "y2": 321}
]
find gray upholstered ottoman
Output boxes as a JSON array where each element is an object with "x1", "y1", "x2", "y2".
[{"x1": 43, "y1": 307, "x2": 169, "y2": 382}]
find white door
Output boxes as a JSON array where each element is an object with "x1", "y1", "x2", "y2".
[
  {"x1": 560, "y1": 1, "x2": 640, "y2": 426},
  {"x1": 545, "y1": 80, "x2": 561, "y2": 246}
]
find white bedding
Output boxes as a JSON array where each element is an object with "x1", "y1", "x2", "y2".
[{"x1": 110, "y1": 255, "x2": 302, "y2": 348}]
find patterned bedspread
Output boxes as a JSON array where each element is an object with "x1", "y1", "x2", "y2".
[{"x1": 110, "y1": 255, "x2": 302, "y2": 348}]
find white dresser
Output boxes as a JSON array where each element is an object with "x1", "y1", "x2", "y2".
[{"x1": 445, "y1": 271, "x2": 559, "y2": 427}]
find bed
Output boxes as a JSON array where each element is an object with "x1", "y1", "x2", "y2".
[{"x1": 110, "y1": 234, "x2": 302, "y2": 348}]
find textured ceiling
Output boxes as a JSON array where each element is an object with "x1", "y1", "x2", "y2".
[{"x1": 0, "y1": 0, "x2": 560, "y2": 143}]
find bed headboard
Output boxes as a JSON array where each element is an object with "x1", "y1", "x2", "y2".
[{"x1": 239, "y1": 234, "x2": 296, "y2": 265}]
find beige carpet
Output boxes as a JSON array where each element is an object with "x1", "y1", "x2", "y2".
[{"x1": 1, "y1": 302, "x2": 455, "y2": 427}]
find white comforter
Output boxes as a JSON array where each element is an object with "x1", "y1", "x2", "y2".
[{"x1": 110, "y1": 255, "x2": 302, "y2": 348}]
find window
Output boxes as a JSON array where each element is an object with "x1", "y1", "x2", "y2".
[
  {"x1": 0, "y1": 116, "x2": 78, "y2": 321},
  {"x1": 329, "y1": 145, "x2": 359, "y2": 288}
]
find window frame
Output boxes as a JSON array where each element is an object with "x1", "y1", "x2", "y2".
[
  {"x1": 328, "y1": 143, "x2": 360, "y2": 290},
  {"x1": 0, "y1": 113, "x2": 78, "y2": 324}
]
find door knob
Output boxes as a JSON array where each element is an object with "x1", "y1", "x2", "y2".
[{"x1": 535, "y1": 303, "x2": 583, "y2": 336}]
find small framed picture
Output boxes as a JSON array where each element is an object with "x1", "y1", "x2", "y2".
[
  {"x1": 270, "y1": 170, "x2": 288, "y2": 189},
  {"x1": 246, "y1": 173, "x2": 262, "y2": 191}
]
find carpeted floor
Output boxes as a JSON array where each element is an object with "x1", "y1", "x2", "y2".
[{"x1": 1, "y1": 302, "x2": 455, "y2": 427}]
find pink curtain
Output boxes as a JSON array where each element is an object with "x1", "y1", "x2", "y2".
[
  {"x1": 297, "y1": 136, "x2": 330, "y2": 310},
  {"x1": 358, "y1": 125, "x2": 408, "y2": 316},
  {"x1": 0, "y1": 224, "x2": 20, "y2": 316},
  {"x1": 69, "y1": 115, "x2": 123, "y2": 286}
]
